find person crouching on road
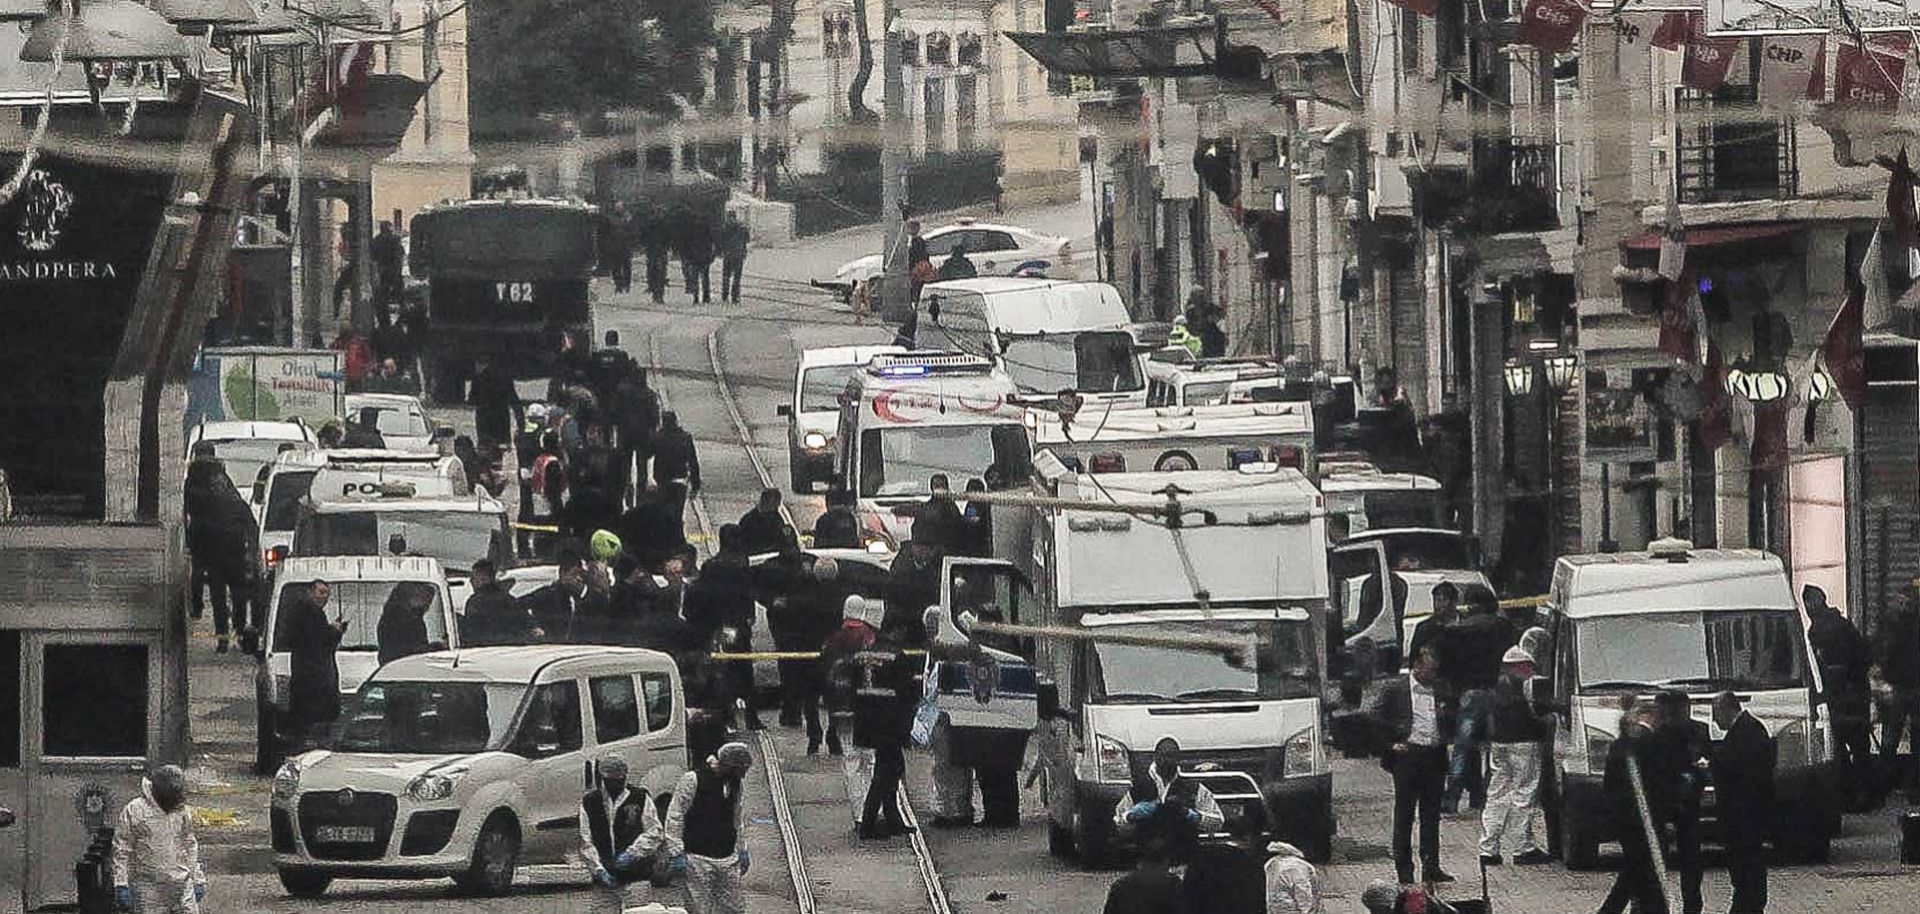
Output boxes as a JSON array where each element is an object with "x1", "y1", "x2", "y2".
[
  {"x1": 580, "y1": 755, "x2": 664, "y2": 913},
  {"x1": 665, "y1": 742, "x2": 754, "y2": 914},
  {"x1": 111, "y1": 765, "x2": 206, "y2": 914}
]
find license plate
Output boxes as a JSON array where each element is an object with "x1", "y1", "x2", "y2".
[{"x1": 315, "y1": 826, "x2": 376, "y2": 844}]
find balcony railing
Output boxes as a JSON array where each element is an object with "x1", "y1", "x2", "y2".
[
  {"x1": 1457, "y1": 136, "x2": 1559, "y2": 234},
  {"x1": 1676, "y1": 85, "x2": 1799, "y2": 204}
]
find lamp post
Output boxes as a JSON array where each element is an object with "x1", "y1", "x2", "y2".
[
  {"x1": 1726, "y1": 363, "x2": 1790, "y2": 551},
  {"x1": 1505, "y1": 352, "x2": 1579, "y2": 562}
]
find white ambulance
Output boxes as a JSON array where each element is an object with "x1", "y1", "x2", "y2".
[
  {"x1": 1028, "y1": 459, "x2": 1334, "y2": 864},
  {"x1": 834, "y1": 352, "x2": 1033, "y2": 553},
  {"x1": 913, "y1": 277, "x2": 1147, "y2": 408}
]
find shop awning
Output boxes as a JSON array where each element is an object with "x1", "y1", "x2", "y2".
[
  {"x1": 1005, "y1": 25, "x2": 1219, "y2": 78},
  {"x1": 312, "y1": 74, "x2": 427, "y2": 149},
  {"x1": 1620, "y1": 222, "x2": 1802, "y2": 251}
]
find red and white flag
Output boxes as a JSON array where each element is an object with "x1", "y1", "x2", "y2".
[
  {"x1": 1648, "y1": 11, "x2": 1693, "y2": 50},
  {"x1": 1683, "y1": 32, "x2": 1745, "y2": 91},
  {"x1": 1821, "y1": 278, "x2": 1868, "y2": 409},
  {"x1": 1518, "y1": 0, "x2": 1587, "y2": 52},
  {"x1": 1834, "y1": 36, "x2": 1907, "y2": 108},
  {"x1": 1755, "y1": 34, "x2": 1822, "y2": 107}
]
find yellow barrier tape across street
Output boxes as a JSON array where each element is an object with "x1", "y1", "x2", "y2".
[
  {"x1": 1499, "y1": 594, "x2": 1548, "y2": 610},
  {"x1": 192, "y1": 808, "x2": 246, "y2": 829}
]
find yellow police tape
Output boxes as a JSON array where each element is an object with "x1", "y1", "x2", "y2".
[
  {"x1": 192, "y1": 808, "x2": 245, "y2": 829},
  {"x1": 1500, "y1": 594, "x2": 1548, "y2": 610}
]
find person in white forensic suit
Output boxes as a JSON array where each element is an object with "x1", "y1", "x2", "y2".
[
  {"x1": 1478, "y1": 645, "x2": 1554, "y2": 866},
  {"x1": 663, "y1": 742, "x2": 754, "y2": 914},
  {"x1": 1263, "y1": 840, "x2": 1325, "y2": 914},
  {"x1": 110, "y1": 765, "x2": 206, "y2": 914}
]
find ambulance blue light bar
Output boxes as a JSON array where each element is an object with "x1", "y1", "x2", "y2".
[
  {"x1": 878, "y1": 364, "x2": 929, "y2": 377},
  {"x1": 866, "y1": 352, "x2": 996, "y2": 377}
]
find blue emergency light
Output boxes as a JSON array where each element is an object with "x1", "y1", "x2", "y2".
[
  {"x1": 1227, "y1": 446, "x2": 1261, "y2": 468},
  {"x1": 877, "y1": 364, "x2": 930, "y2": 377}
]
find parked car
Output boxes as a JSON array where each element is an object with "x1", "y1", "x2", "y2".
[
  {"x1": 270, "y1": 646, "x2": 687, "y2": 897},
  {"x1": 186, "y1": 419, "x2": 316, "y2": 492},
  {"x1": 344, "y1": 393, "x2": 439, "y2": 452},
  {"x1": 827, "y1": 219, "x2": 1074, "y2": 308}
]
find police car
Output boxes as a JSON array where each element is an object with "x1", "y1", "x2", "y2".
[
  {"x1": 344, "y1": 393, "x2": 440, "y2": 452},
  {"x1": 187, "y1": 418, "x2": 317, "y2": 491},
  {"x1": 828, "y1": 219, "x2": 1075, "y2": 303}
]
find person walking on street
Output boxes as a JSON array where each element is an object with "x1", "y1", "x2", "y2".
[
  {"x1": 1805, "y1": 584, "x2": 1875, "y2": 806},
  {"x1": 642, "y1": 213, "x2": 670, "y2": 303},
  {"x1": 462, "y1": 560, "x2": 543, "y2": 645},
  {"x1": 469, "y1": 354, "x2": 521, "y2": 453},
  {"x1": 1372, "y1": 646, "x2": 1456, "y2": 886},
  {"x1": 812, "y1": 484, "x2": 861, "y2": 548},
  {"x1": 1876, "y1": 585, "x2": 1920, "y2": 803},
  {"x1": 720, "y1": 212, "x2": 750, "y2": 304},
  {"x1": 610, "y1": 367, "x2": 659, "y2": 507},
  {"x1": 110, "y1": 765, "x2": 205, "y2": 914},
  {"x1": 653, "y1": 411, "x2": 702, "y2": 504},
  {"x1": 370, "y1": 220, "x2": 405, "y2": 324},
  {"x1": 1597, "y1": 700, "x2": 1669, "y2": 914},
  {"x1": 936, "y1": 243, "x2": 978, "y2": 281},
  {"x1": 1101, "y1": 839, "x2": 1187, "y2": 914},
  {"x1": 283, "y1": 580, "x2": 346, "y2": 750},
  {"x1": 904, "y1": 220, "x2": 934, "y2": 303},
  {"x1": 579, "y1": 755, "x2": 664, "y2": 914},
  {"x1": 1711, "y1": 690, "x2": 1775, "y2": 914},
  {"x1": 686, "y1": 525, "x2": 764, "y2": 730},
  {"x1": 767, "y1": 554, "x2": 840, "y2": 750},
  {"x1": 1479, "y1": 645, "x2": 1553, "y2": 865},
  {"x1": 821, "y1": 595, "x2": 882, "y2": 762},
  {"x1": 605, "y1": 202, "x2": 636, "y2": 294},
  {"x1": 840, "y1": 607, "x2": 914, "y2": 839},
  {"x1": 663, "y1": 742, "x2": 755, "y2": 914},
  {"x1": 681, "y1": 220, "x2": 717, "y2": 304},
  {"x1": 184, "y1": 457, "x2": 259, "y2": 654},
  {"x1": 1648, "y1": 690, "x2": 1709, "y2": 914},
  {"x1": 736, "y1": 487, "x2": 792, "y2": 555}
]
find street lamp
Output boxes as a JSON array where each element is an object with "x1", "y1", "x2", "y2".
[
  {"x1": 1728, "y1": 367, "x2": 1790, "y2": 403},
  {"x1": 20, "y1": 0, "x2": 190, "y2": 61},
  {"x1": 1543, "y1": 353, "x2": 1580, "y2": 392},
  {"x1": 1504, "y1": 358, "x2": 1535, "y2": 397}
]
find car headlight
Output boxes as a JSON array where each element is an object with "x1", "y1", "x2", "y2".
[
  {"x1": 271, "y1": 759, "x2": 303, "y2": 804},
  {"x1": 408, "y1": 766, "x2": 470, "y2": 801},
  {"x1": 1094, "y1": 735, "x2": 1131, "y2": 784},
  {"x1": 1584, "y1": 725, "x2": 1614, "y2": 775},
  {"x1": 1775, "y1": 719, "x2": 1808, "y2": 768},
  {"x1": 1283, "y1": 725, "x2": 1319, "y2": 778},
  {"x1": 802, "y1": 431, "x2": 829, "y2": 450}
]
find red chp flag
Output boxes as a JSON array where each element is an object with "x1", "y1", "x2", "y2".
[
  {"x1": 1835, "y1": 36, "x2": 1908, "y2": 108},
  {"x1": 1821, "y1": 281, "x2": 1868, "y2": 409},
  {"x1": 1649, "y1": 11, "x2": 1693, "y2": 50},
  {"x1": 1698, "y1": 341, "x2": 1732, "y2": 450},
  {"x1": 1659, "y1": 272, "x2": 1700, "y2": 363},
  {"x1": 1519, "y1": 0, "x2": 1587, "y2": 52},
  {"x1": 1756, "y1": 34, "x2": 1822, "y2": 107},
  {"x1": 1683, "y1": 32, "x2": 1745, "y2": 91}
]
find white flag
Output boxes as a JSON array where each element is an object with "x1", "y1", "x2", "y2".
[{"x1": 1756, "y1": 34, "x2": 1821, "y2": 109}]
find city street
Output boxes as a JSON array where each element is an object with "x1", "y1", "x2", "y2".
[{"x1": 176, "y1": 212, "x2": 1918, "y2": 914}]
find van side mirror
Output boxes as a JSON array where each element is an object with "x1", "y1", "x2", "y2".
[{"x1": 1037, "y1": 681, "x2": 1062, "y2": 721}]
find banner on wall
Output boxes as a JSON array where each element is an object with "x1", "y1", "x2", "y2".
[{"x1": 185, "y1": 347, "x2": 345, "y2": 428}]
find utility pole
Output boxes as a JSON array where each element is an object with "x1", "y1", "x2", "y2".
[{"x1": 878, "y1": 0, "x2": 906, "y2": 317}]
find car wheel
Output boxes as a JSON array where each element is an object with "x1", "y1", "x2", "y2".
[
  {"x1": 789, "y1": 458, "x2": 809, "y2": 495},
  {"x1": 1557, "y1": 799, "x2": 1598, "y2": 871},
  {"x1": 254, "y1": 702, "x2": 283, "y2": 777},
  {"x1": 455, "y1": 813, "x2": 520, "y2": 896},
  {"x1": 1046, "y1": 813, "x2": 1074, "y2": 858},
  {"x1": 1073, "y1": 795, "x2": 1115, "y2": 870},
  {"x1": 277, "y1": 867, "x2": 332, "y2": 898}
]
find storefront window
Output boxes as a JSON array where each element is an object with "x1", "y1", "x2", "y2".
[{"x1": 43, "y1": 644, "x2": 148, "y2": 758}]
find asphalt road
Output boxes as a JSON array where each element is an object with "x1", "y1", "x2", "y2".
[{"x1": 181, "y1": 205, "x2": 1920, "y2": 914}]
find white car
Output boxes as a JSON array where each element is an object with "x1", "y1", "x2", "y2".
[
  {"x1": 344, "y1": 393, "x2": 439, "y2": 452},
  {"x1": 255, "y1": 556, "x2": 458, "y2": 774},
  {"x1": 187, "y1": 419, "x2": 317, "y2": 492},
  {"x1": 270, "y1": 646, "x2": 688, "y2": 898},
  {"x1": 778, "y1": 344, "x2": 904, "y2": 493},
  {"x1": 830, "y1": 219, "x2": 1074, "y2": 299}
]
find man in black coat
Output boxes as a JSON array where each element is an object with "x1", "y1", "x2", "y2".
[
  {"x1": 282, "y1": 580, "x2": 346, "y2": 750},
  {"x1": 1878, "y1": 587, "x2": 1920, "y2": 803},
  {"x1": 912, "y1": 475, "x2": 967, "y2": 553},
  {"x1": 736, "y1": 487, "x2": 793, "y2": 556},
  {"x1": 185, "y1": 458, "x2": 261, "y2": 654},
  {"x1": 462, "y1": 560, "x2": 542, "y2": 646},
  {"x1": 652, "y1": 411, "x2": 701, "y2": 501},
  {"x1": 1711, "y1": 690, "x2": 1775, "y2": 914},
  {"x1": 885, "y1": 539, "x2": 943, "y2": 646},
  {"x1": 376, "y1": 581, "x2": 441, "y2": 665},
  {"x1": 686, "y1": 525, "x2": 763, "y2": 730},
  {"x1": 1598, "y1": 701, "x2": 1669, "y2": 914},
  {"x1": 609, "y1": 368, "x2": 659, "y2": 506},
  {"x1": 1179, "y1": 817, "x2": 1266, "y2": 914},
  {"x1": 812, "y1": 484, "x2": 861, "y2": 549},
  {"x1": 469, "y1": 354, "x2": 522, "y2": 452},
  {"x1": 1101, "y1": 840, "x2": 1188, "y2": 914},
  {"x1": 1804, "y1": 585, "x2": 1874, "y2": 805},
  {"x1": 1646, "y1": 690, "x2": 1708, "y2": 914},
  {"x1": 522, "y1": 561, "x2": 607, "y2": 644},
  {"x1": 1371, "y1": 646, "x2": 1456, "y2": 885}
]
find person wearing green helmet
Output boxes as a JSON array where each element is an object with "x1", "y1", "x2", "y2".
[{"x1": 588, "y1": 529, "x2": 624, "y2": 600}]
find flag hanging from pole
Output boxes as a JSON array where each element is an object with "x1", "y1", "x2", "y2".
[
  {"x1": 1683, "y1": 32, "x2": 1744, "y2": 91},
  {"x1": 1649, "y1": 11, "x2": 1693, "y2": 50},
  {"x1": 1660, "y1": 271, "x2": 1701, "y2": 363},
  {"x1": 1755, "y1": 34, "x2": 1822, "y2": 108},
  {"x1": 1698, "y1": 341, "x2": 1732, "y2": 451},
  {"x1": 1889, "y1": 148, "x2": 1918, "y2": 259},
  {"x1": 1518, "y1": 0, "x2": 1587, "y2": 52},
  {"x1": 1820, "y1": 278, "x2": 1867, "y2": 409}
]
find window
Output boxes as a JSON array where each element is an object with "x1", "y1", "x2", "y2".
[
  {"x1": 973, "y1": 230, "x2": 1019, "y2": 253},
  {"x1": 801, "y1": 366, "x2": 857, "y2": 412},
  {"x1": 1675, "y1": 84, "x2": 1796, "y2": 204},
  {"x1": 590, "y1": 675, "x2": 642, "y2": 744},
  {"x1": 641, "y1": 672, "x2": 675, "y2": 732},
  {"x1": 274, "y1": 580, "x2": 448, "y2": 653},
  {"x1": 264, "y1": 470, "x2": 315, "y2": 531},
  {"x1": 337, "y1": 681, "x2": 517, "y2": 754},
  {"x1": 44, "y1": 644, "x2": 148, "y2": 757},
  {"x1": 514, "y1": 681, "x2": 582, "y2": 757}
]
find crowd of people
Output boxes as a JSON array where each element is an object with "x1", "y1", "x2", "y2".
[{"x1": 600, "y1": 202, "x2": 753, "y2": 305}]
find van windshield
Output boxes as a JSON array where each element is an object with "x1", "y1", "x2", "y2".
[
  {"x1": 298, "y1": 510, "x2": 502, "y2": 568},
  {"x1": 336, "y1": 681, "x2": 525, "y2": 754},
  {"x1": 273, "y1": 580, "x2": 447, "y2": 653},
  {"x1": 264, "y1": 470, "x2": 317, "y2": 531},
  {"x1": 801, "y1": 366, "x2": 858, "y2": 413},
  {"x1": 1001, "y1": 331, "x2": 1142, "y2": 395},
  {"x1": 1089, "y1": 618, "x2": 1319, "y2": 703},
  {"x1": 859, "y1": 424, "x2": 1032, "y2": 497},
  {"x1": 358, "y1": 406, "x2": 429, "y2": 439},
  {"x1": 1183, "y1": 380, "x2": 1231, "y2": 406},
  {"x1": 1576, "y1": 610, "x2": 1808, "y2": 691}
]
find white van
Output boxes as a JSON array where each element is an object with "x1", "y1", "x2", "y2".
[
  {"x1": 187, "y1": 419, "x2": 317, "y2": 492},
  {"x1": 1030, "y1": 461, "x2": 1334, "y2": 864},
  {"x1": 1144, "y1": 357, "x2": 1287, "y2": 407},
  {"x1": 914, "y1": 278, "x2": 1146, "y2": 407},
  {"x1": 290, "y1": 492, "x2": 513, "y2": 610},
  {"x1": 270, "y1": 647, "x2": 687, "y2": 897},
  {"x1": 1540, "y1": 544, "x2": 1840, "y2": 869},
  {"x1": 1029, "y1": 401, "x2": 1317, "y2": 478},
  {"x1": 255, "y1": 449, "x2": 470, "y2": 579},
  {"x1": 835, "y1": 352, "x2": 1033, "y2": 553},
  {"x1": 1316, "y1": 462, "x2": 1446, "y2": 538},
  {"x1": 255, "y1": 556, "x2": 458, "y2": 773},
  {"x1": 778, "y1": 343, "x2": 906, "y2": 492},
  {"x1": 1327, "y1": 528, "x2": 1491, "y2": 675}
]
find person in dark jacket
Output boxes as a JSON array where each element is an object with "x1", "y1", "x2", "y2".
[
  {"x1": 1647, "y1": 690, "x2": 1708, "y2": 914},
  {"x1": 1178, "y1": 816, "x2": 1266, "y2": 914},
  {"x1": 522, "y1": 561, "x2": 607, "y2": 644},
  {"x1": 609, "y1": 369, "x2": 659, "y2": 506},
  {"x1": 375, "y1": 581, "x2": 441, "y2": 665},
  {"x1": 958, "y1": 478, "x2": 992, "y2": 557},
  {"x1": 1183, "y1": 290, "x2": 1227, "y2": 359},
  {"x1": 184, "y1": 457, "x2": 260, "y2": 654},
  {"x1": 678, "y1": 219, "x2": 716, "y2": 304},
  {"x1": 913, "y1": 474, "x2": 966, "y2": 553},
  {"x1": 686, "y1": 526, "x2": 763, "y2": 730},
  {"x1": 282, "y1": 580, "x2": 346, "y2": 749},
  {"x1": 735, "y1": 487, "x2": 792, "y2": 556},
  {"x1": 604, "y1": 202, "x2": 635, "y2": 293},
  {"x1": 1102, "y1": 839, "x2": 1187, "y2": 914},
  {"x1": 663, "y1": 742, "x2": 753, "y2": 914},
  {"x1": 935, "y1": 243, "x2": 977, "y2": 281},
  {"x1": 462, "y1": 560, "x2": 542, "y2": 645},
  {"x1": 812, "y1": 484, "x2": 861, "y2": 549},
  {"x1": 1114, "y1": 737, "x2": 1222, "y2": 863},
  {"x1": 641, "y1": 213, "x2": 670, "y2": 303},
  {"x1": 885, "y1": 539, "x2": 943, "y2": 646},
  {"x1": 1597, "y1": 700, "x2": 1669, "y2": 914},
  {"x1": 719, "y1": 212, "x2": 750, "y2": 304},
  {"x1": 1709, "y1": 690, "x2": 1775, "y2": 914},
  {"x1": 1405, "y1": 581, "x2": 1461, "y2": 675},
  {"x1": 341, "y1": 409, "x2": 386, "y2": 449},
  {"x1": 1371, "y1": 646, "x2": 1456, "y2": 886},
  {"x1": 1479, "y1": 645, "x2": 1553, "y2": 865},
  {"x1": 468, "y1": 354, "x2": 521, "y2": 453},
  {"x1": 579, "y1": 754, "x2": 663, "y2": 913},
  {"x1": 821, "y1": 595, "x2": 881, "y2": 761},
  {"x1": 1877, "y1": 585, "x2": 1920, "y2": 803},
  {"x1": 1805, "y1": 585, "x2": 1874, "y2": 805},
  {"x1": 852, "y1": 626, "x2": 915, "y2": 839},
  {"x1": 652, "y1": 411, "x2": 702, "y2": 498},
  {"x1": 619, "y1": 485, "x2": 690, "y2": 571}
]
